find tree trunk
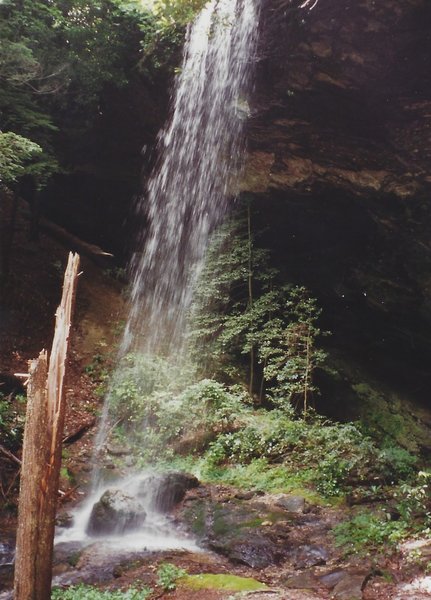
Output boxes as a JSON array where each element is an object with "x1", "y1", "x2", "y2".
[
  {"x1": 247, "y1": 204, "x2": 254, "y2": 394},
  {"x1": 14, "y1": 252, "x2": 80, "y2": 600}
]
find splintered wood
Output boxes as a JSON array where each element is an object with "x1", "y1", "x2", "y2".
[{"x1": 14, "y1": 252, "x2": 80, "y2": 600}]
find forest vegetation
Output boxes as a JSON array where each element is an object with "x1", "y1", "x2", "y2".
[{"x1": 1, "y1": 0, "x2": 431, "y2": 598}]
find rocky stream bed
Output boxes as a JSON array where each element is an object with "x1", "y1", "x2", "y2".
[
  {"x1": 1, "y1": 215, "x2": 431, "y2": 600},
  {"x1": 1, "y1": 470, "x2": 431, "y2": 600}
]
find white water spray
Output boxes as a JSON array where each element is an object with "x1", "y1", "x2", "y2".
[
  {"x1": 63, "y1": 0, "x2": 262, "y2": 550},
  {"x1": 122, "y1": 0, "x2": 261, "y2": 355}
]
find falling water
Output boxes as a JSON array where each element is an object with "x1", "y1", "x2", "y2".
[
  {"x1": 57, "y1": 0, "x2": 262, "y2": 551},
  {"x1": 122, "y1": 0, "x2": 261, "y2": 356}
]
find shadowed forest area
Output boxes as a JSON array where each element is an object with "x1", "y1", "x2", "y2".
[{"x1": 1, "y1": 1, "x2": 431, "y2": 599}]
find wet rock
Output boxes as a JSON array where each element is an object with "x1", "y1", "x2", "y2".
[
  {"x1": 179, "y1": 494, "x2": 289, "y2": 567},
  {"x1": 332, "y1": 573, "x2": 366, "y2": 600},
  {"x1": 144, "y1": 472, "x2": 200, "y2": 513},
  {"x1": 235, "y1": 490, "x2": 256, "y2": 500},
  {"x1": 283, "y1": 570, "x2": 319, "y2": 589},
  {"x1": 293, "y1": 545, "x2": 329, "y2": 569},
  {"x1": 86, "y1": 488, "x2": 146, "y2": 536},
  {"x1": 210, "y1": 532, "x2": 284, "y2": 569},
  {"x1": 275, "y1": 494, "x2": 306, "y2": 514},
  {"x1": 56, "y1": 512, "x2": 74, "y2": 528},
  {"x1": 107, "y1": 443, "x2": 131, "y2": 456},
  {"x1": 318, "y1": 569, "x2": 347, "y2": 590},
  {"x1": 54, "y1": 541, "x2": 84, "y2": 567}
]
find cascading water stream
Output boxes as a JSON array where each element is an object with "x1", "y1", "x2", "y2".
[
  {"x1": 122, "y1": 0, "x2": 261, "y2": 356},
  {"x1": 58, "y1": 0, "x2": 261, "y2": 550}
]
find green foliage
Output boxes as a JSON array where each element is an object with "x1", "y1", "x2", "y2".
[
  {"x1": 377, "y1": 445, "x2": 417, "y2": 481},
  {"x1": 136, "y1": 0, "x2": 208, "y2": 71},
  {"x1": 0, "y1": 132, "x2": 43, "y2": 185},
  {"x1": 206, "y1": 411, "x2": 344, "y2": 488},
  {"x1": 201, "y1": 457, "x2": 313, "y2": 495},
  {"x1": 0, "y1": 393, "x2": 26, "y2": 451},
  {"x1": 106, "y1": 352, "x2": 420, "y2": 502},
  {"x1": 156, "y1": 562, "x2": 186, "y2": 591},
  {"x1": 260, "y1": 286, "x2": 328, "y2": 413},
  {"x1": 333, "y1": 511, "x2": 407, "y2": 555},
  {"x1": 84, "y1": 351, "x2": 113, "y2": 400},
  {"x1": 334, "y1": 472, "x2": 431, "y2": 555},
  {"x1": 200, "y1": 408, "x2": 420, "y2": 498},
  {"x1": 395, "y1": 471, "x2": 431, "y2": 525},
  {"x1": 152, "y1": 0, "x2": 208, "y2": 29},
  {"x1": 108, "y1": 353, "x2": 247, "y2": 462},
  {"x1": 108, "y1": 352, "x2": 183, "y2": 426},
  {"x1": 353, "y1": 382, "x2": 425, "y2": 453},
  {"x1": 189, "y1": 209, "x2": 328, "y2": 411},
  {"x1": 0, "y1": 0, "x2": 158, "y2": 189},
  {"x1": 51, "y1": 584, "x2": 152, "y2": 600}
]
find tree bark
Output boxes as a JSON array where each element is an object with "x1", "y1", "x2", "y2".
[{"x1": 14, "y1": 252, "x2": 80, "y2": 600}]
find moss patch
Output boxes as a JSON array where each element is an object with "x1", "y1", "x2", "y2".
[
  {"x1": 353, "y1": 383, "x2": 427, "y2": 452},
  {"x1": 180, "y1": 573, "x2": 268, "y2": 591}
]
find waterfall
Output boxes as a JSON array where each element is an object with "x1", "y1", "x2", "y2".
[
  {"x1": 122, "y1": 0, "x2": 261, "y2": 356},
  {"x1": 58, "y1": 0, "x2": 262, "y2": 549}
]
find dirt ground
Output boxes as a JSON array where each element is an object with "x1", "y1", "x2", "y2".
[
  {"x1": 0, "y1": 198, "x2": 125, "y2": 367},
  {"x1": 0, "y1": 202, "x2": 126, "y2": 503}
]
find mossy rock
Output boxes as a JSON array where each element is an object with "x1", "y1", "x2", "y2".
[
  {"x1": 179, "y1": 498, "x2": 289, "y2": 567},
  {"x1": 180, "y1": 573, "x2": 268, "y2": 591},
  {"x1": 353, "y1": 383, "x2": 431, "y2": 452}
]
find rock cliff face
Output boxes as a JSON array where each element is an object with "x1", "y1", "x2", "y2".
[
  {"x1": 249, "y1": 0, "x2": 431, "y2": 197},
  {"x1": 243, "y1": 0, "x2": 431, "y2": 419}
]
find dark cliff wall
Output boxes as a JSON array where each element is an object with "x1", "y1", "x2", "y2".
[{"x1": 242, "y1": 0, "x2": 431, "y2": 425}]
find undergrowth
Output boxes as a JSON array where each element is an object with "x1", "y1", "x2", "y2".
[
  {"x1": 0, "y1": 393, "x2": 26, "y2": 451},
  {"x1": 333, "y1": 471, "x2": 431, "y2": 555},
  {"x1": 51, "y1": 584, "x2": 152, "y2": 600},
  {"x1": 106, "y1": 355, "x2": 420, "y2": 507},
  {"x1": 156, "y1": 562, "x2": 186, "y2": 591}
]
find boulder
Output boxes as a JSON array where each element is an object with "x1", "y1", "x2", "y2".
[
  {"x1": 86, "y1": 488, "x2": 146, "y2": 536},
  {"x1": 209, "y1": 531, "x2": 284, "y2": 569},
  {"x1": 293, "y1": 545, "x2": 329, "y2": 569},
  {"x1": 145, "y1": 472, "x2": 200, "y2": 513},
  {"x1": 332, "y1": 573, "x2": 366, "y2": 600},
  {"x1": 275, "y1": 495, "x2": 306, "y2": 514}
]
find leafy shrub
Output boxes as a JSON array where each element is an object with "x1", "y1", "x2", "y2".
[
  {"x1": 395, "y1": 471, "x2": 431, "y2": 524},
  {"x1": 108, "y1": 353, "x2": 177, "y2": 425},
  {"x1": 333, "y1": 511, "x2": 407, "y2": 555},
  {"x1": 0, "y1": 393, "x2": 26, "y2": 450},
  {"x1": 156, "y1": 562, "x2": 186, "y2": 591},
  {"x1": 202, "y1": 457, "x2": 313, "y2": 494},
  {"x1": 207, "y1": 427, "x2": 265, "y2": 464},
  {"x1": 377, "y1": 445, "x2": 417, "y2": 482},
  {"x1": 108, "y1": 353, "x2": 249, "y2": 462},
  {"x1": 188, "y1": 209, "x2": 328, "y2": 410},
  {"x1": 178, "y1": 379, "x2": 249, "y2": 429},
  {"x1": 51, "y1": 584, "x2": 152, "y2": 600},
  {"x1": 202, "y1": 409, "x2": 419, "y2": 497},
  {"x1": 334, "y1": 472, "x2": 431, "y2": 555}
]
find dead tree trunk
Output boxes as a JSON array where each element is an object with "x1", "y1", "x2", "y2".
[{"x1": 14, "y1": 252, "x2": 80, "y2": 600}]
